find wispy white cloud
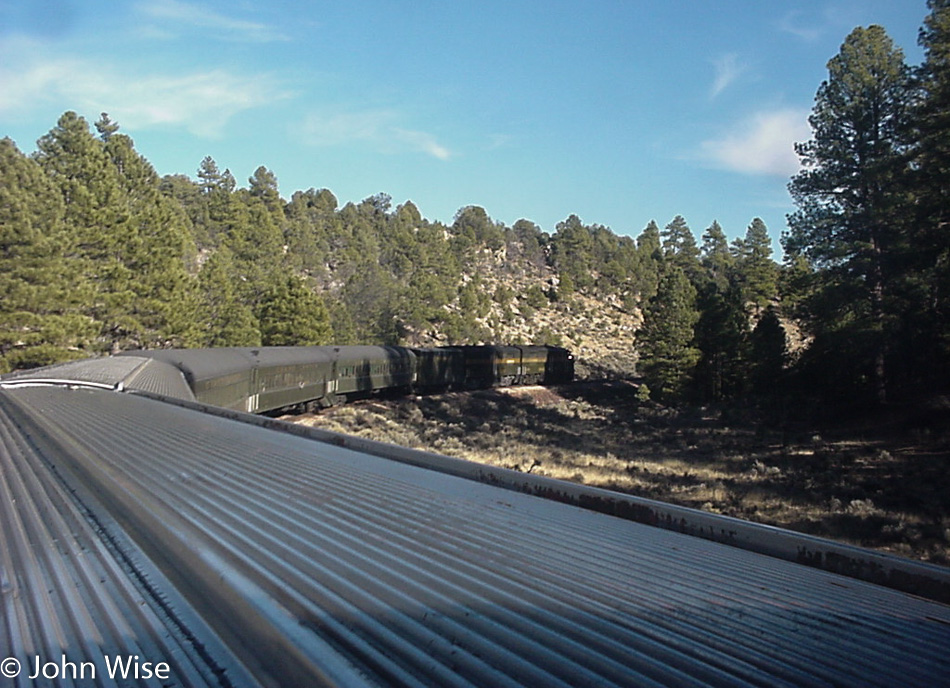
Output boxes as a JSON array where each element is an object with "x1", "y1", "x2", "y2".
[
  {"x1": 0, "y1": 44, "x2": 289, "y2": 137},
  {"x1": 136, "y1": 0, "x2": 289, "y2": 42},
  {"x1": 710, "y1": 53, "x2": 744, "y2": 99},
  {"x1": 301, "y1": 108, "x2": 452, "y2": 160},
  {"x1": 393, "y1": 128, "x2": 451, "y2": 161},
  {"x1": 777, "y1": 10, "x2": 824, "y2": 42},
  {"x1": 700, "y1": 108, "x2": 811, "y2": 177},
  {"x1": 301, "y1": 109, "x2": 395, "y2": 147}
]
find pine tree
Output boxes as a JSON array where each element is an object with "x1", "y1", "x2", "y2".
[
  {"x1": 638, "y1": 266, "x2": 701, "y2": 401},
  {"x1": 258, "y1": 276, "x2": 333, "y2": 346},
  {"x1": 195, "y1": 156, "x2": 238, "y2": 247},
  {"x1": 749, "y1": 306, "x2": 788, "y2": 395},
  {"x1": 510, "y1": 218, "x2": 547, "y2": 270},
  {"x1": 693, "y1": 282, "x2": 749, "y2": 402},
  {"x1": 196, "y1": 247, "x2": 261, "y2": 347},
  {"x1": 284, "y1": 187, "x2": 338, "y2": 278},
  {"x1": 915, "y1": 0, "x2": 950, "y2": 226},
  {"x1": 197, "y1": 156, "x2": 224, "y2": 194},
  {"x1": 341, "y1": 262, "x2": 399, "y2": 344},
  {"x1": 552, "y1": 214, "x2": 596, "y2": 290},
  {"x1": 908, "y1": 0, "x2": 950, "y2": 390},
  {"x1": 33, "y1": 113, "x2": 204, "y2": 351},
  {"x1": 101, "y1": 126, "x2": 202, "y2": 347},
  {"x1": 334, "y1": 200, "x2": 383, "y2": 281},
  {"x1": 94, "y1": 112, "x2": 120, "y2": 141},
  {"x1": 700, "y1": 220, "x2": 734, "y2": 292},
  {"x1": 34, "y1": 112, "x2": 146, "y2": 351},
  {"x1": 733, "y1": 218, "x2": 778, "y2": 313},
  {"x1": 635, "y1": 220, "x2": 663, "y2": 301},
  {"x1": 453, "y1": 205, "x2": 504, "y2": 255},
  {"x1": 784, "y1": 25, "x2": 910, "y2": 404},
  {"x1": 230, "y1": 188, "x2": 286, "y2": 306},
  {"x1": 0, "y1": 138, "x2": 96, "y2": 370},
  {"x1": 248, "y1": 166, "x2": 282, "y2": 215},
  {"x1": 661, "y1": 215, "x2": 702, "y2": 285}
]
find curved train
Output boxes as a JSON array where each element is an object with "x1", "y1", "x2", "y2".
[{"x1": 118, "y1": 344, "x2": 574, "y2": 414}]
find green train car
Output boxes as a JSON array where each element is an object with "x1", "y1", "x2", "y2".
[{"x1": 120, "y1": 344, "x2": 573, "y2": 414}]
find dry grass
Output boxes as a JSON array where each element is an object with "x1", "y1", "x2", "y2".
[{"x1": 285, "y1": 382, "x2": 950, "y2": 566}]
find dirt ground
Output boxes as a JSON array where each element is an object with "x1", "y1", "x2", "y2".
[{"x1": 285, "y1": 381, "x2": 950, "y2": 566}]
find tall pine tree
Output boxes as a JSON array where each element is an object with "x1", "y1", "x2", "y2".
[
  {"x1": 34, "y1": 112, "x2": 153, "y2": 351},
  {"x1": 97, "y1": 115, "x2": 202, "y2": 348},
  {"x1": 908, "y1": 0, "x2": 950, "y2": 390},
  {"x1": 784, "y1": 25, "x2": 910, "y2": 404},
  {"x1": 638, "y1": 265, "x2": 701, "y2": 401},
  {"x1": 0, "y1": 138, "x2": 96, "y2": 370},
  {"x1": 733, "y1": 218, "x2": 778, "y2": 314}
]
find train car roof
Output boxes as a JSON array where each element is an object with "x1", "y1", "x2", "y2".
[
  {"x1": 118, "y1": 347, "x2": 257, "y2": 382},
  {"x1": 1, "y1": 354, "x2": 195, "y2": 401},
  {"x1": 251, "y1": 346, "x2": 335, "y2": 367},
  {"x1": 457, "y1": 344, "x2": 523, "y2": 356},
  {"x1": 2, "y1": 382, "x2": 948, "y2": 687}
]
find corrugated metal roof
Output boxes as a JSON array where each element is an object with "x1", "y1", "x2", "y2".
[
  {"x1": 2, "y1": 384, "x2": 949, "y2": 687},
  {"x1": 0, "y1": 355, "x2": 195, "y2": 401},
  {"x1": 0, "y1": 389, "x2": 253, "y2": 687}
]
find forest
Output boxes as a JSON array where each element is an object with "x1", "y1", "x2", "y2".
[{"x1": 1, "y1": 1, "x2": 948, "y2": 414}]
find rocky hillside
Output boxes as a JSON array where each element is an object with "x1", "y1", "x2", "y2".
[{"x1": 402, "y1": 246, "x2": 642, "y2": 379}]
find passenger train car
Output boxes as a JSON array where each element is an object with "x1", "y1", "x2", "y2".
[{"x1": 117, "y1": 344, "x2": 574, "y2": 414}]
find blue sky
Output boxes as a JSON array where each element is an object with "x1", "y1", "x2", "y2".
[{"x1": 0, "y1": 1, "x2": 928, "y2": 249}]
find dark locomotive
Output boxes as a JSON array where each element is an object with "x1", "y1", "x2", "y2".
[{"x1": 120, "y1": 344, "x2": 574, "y2": 414}]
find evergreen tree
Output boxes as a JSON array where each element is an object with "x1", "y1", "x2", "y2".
[
  {"x1": 700, "y1": 220, "x2": 734, "y2": 292},
  {"x1": 248, "y1": 165, "x2": 282, "y2": 215},
  {"x1": 733, "y1": 218, "x2": 778, "y2": 313},
  {"x1": 915, "y1": 0, "x2": 950, "y2": 227},
  {"x1": 197, "y1": 155, "x2": 225, "y2": 194},
  {"x1": 784, "y1": 25, "x2": 910, "y2": 404},
  {"x1": 510, "y1": 218, "x2": 547, "y2": 270},
  {"x1": 258, "y1": 276, "x2": 333, "y2": 346},
  {"x1": 34, "y1": 112, "x2": 184, "y2": 351},
  {"x1": 284, "y1": 187, "x2": 338, "y2": 278},
  {"x1": 0, "y1": 138, "x2": 96, "y2": 370},
  {"x1": 402, "y1": 270, "x2": 452, "y2": 330},
  {"x1": 693, "y1": 282, "x2": 749, "y2": 402},
  {"x1": 552, "y1": 214, "x2": 595, "y2": 290},
  {"x1": 160, "y1": 173, "x2": 210, "y2": 246},
  {"x1": 638, "y1": 266, "x2": 700, "y2": 401},
  {"x1": 196, "y1": 247, "x2": 261, "y2": 347},
  {"x1": 558, "y1": 272, "x2": 576, "y2": 299},
  {"x1": 383, "y1": 200, "x2": 422, "y2": 277},
  {"x1": 341, "y1": 262, "x2": 399, "y2": 344},
  {"x1": 232, "y1": 188, "x2": 285, "y2": 289},
  {"x1": 101, "y1": 126, "x2": 201, "y2": 347},
  {"x1": 749, "y1": 306, "x2": 788, "y2": 395},
  {"x1": 452, "y1": 205, "x2": 505, "y2": 254},
  {"x1": 661, "y1": 215, "x2": 702, "y2": 285},
  {"x1": 195, "y1": 156, "x2": 238, "y2": 247},
  {"x1": 334, "y1": 200, "x2": 383, "y2": 280},
  {"x1": 94, "y1": 112, "x2": 120, "y2": 142},
  {"x1": 908, "y1": 0, "x2": 950, "y2": 389},
  {"x1": 34, "y1": 112, "x2": 126, "y2": 260},
  {"x1": 635, "y1": 220, "x2": 663, "y2": 301}
]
